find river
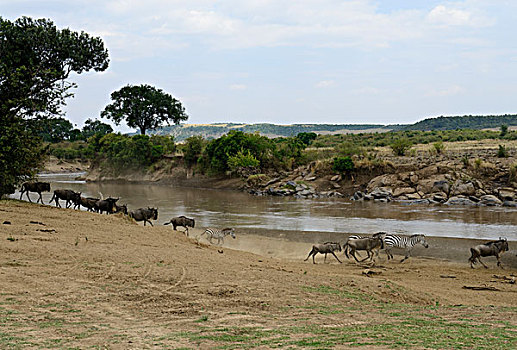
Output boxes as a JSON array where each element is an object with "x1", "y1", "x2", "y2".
[{"x1": 12, "y1": 172, "x2": 517, "y2": 242}]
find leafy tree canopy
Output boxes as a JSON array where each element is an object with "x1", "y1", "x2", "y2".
[
  {"x1": 82, "y1": 118, "x2": 113, "y2": 140},
  {"x1": 0, "y1": 16, "x2": 109, "y2": 197},
  {"x1": 1, "y1": 16, "x2": 109, "y2": 119},
  {"x1": 101, "y1": 84, "x2": 188, "y2": 135}
]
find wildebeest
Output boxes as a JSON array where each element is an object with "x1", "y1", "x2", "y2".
[
  {"x1": 304, "y1": 242, "x2": 342, "y2": 264},
  {"x1": 164, "y1": 216, "x2": 195, "y2": 235},
  {"x1": 343, "y1": 237, "x2": 384, "y2": 262},
  {"x1": 19, "y1": 182, "x2": 50, "y2": 204},
  {"x1": 114, "y1": 203, "x2": 128, "y2": 215},
  {"x1": 49, "y1": 189, "x2": 81, "y2": 208},
  {"x1": 343, "y1": 232, "x2": 387, "y2": 258},
  {"x1": 96, "y1": 197, "x2": 119, "y2": 214},
  {"x1": 75, "y1": 197, "x2": 99, "y2": 212},
  {"x1": 469, "y1": 238, "x2": 509, "y2": 269},
  {"x1": 129, "y1": 207, "x2": 158, "y2": 226},
  {"x1": 200, "y1": 228, "x2": 235, "y2": 244}
]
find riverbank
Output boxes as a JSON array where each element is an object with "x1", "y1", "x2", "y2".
[{"x1": 1, "y1": 200, "x2": 515, "y2": 348}]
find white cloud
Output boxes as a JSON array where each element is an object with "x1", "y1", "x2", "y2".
[
  {"x1": 428, "y1": 85, "x2": 465, "y2": 97},
  {"x1": 315, "y1": 80, "x2": 335, "y2": 88},
  {"x1": 229, "y1": 84, "x2": 247, "y2": 90},
  {"x1": 427, "y1": 4, "x2": 494, "y2": 27}
]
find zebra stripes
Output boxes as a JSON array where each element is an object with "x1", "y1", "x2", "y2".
[
  {"x1": 383, "y1": 234, "x2": 429, "y2": 262},
  {"x1": 201, "y1": 227, "x2": 236, "y2": 245}
]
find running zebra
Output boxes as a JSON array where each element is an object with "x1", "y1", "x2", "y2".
[
  {"x1": 383, "y1": 234, "x2": 429, "y2": 262},
  {"x1": 200, "y1": 227, "x2": 236, "y2": 245}
]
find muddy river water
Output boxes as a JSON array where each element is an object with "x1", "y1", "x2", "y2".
[{"x1": 12, "y1": 172, "x2": 517, "y2": 243}]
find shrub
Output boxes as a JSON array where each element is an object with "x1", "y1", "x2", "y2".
[
  {"x1": 227, "y1": 149, "x2": 260, "y2": 172},
  {"x1": 497, "y1": 144, "x2": 508, "y2": 158},
  {"x1": 433, "y1": 141, "x2": 445, "y2": 154},
  {"x1": 390, "y1": 137, "x2": 412, "y2": 156},
  {"x1": 332, "y1": 156, "x2": 354, "y2": 174}
]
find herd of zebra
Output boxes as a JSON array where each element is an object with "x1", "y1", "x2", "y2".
[
  {"x1": 18, "y1": 181, "x2": 236, "y2": 245},
  {"x1": 305, "y1": 232, "x2": 510, "y2": 269}
]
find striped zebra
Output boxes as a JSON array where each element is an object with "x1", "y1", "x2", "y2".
[
  {"x1": 383, "y1": 234, "x2": 429, "y2": 262},
  {"x1": 200, "y1": 227, "x2": 236, "y2": 245}
]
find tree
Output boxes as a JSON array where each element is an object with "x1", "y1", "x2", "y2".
[
  {"x1": 500, "y1": 124, "x2": 508, "y2": 138},
  {"x1": 0, "y1": 16, "x2": 109, "y2": 197},
  {"x1": 81, "y1": 118, "x2": 113, "y2": 140},
  {"x1": 32, "y1": 117, "x2": 75, "y2": 142},
  {"x1": 101, "y1": 84, "x2": 188, "y2": 135}
]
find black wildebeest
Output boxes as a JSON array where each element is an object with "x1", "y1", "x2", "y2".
[
  {"x1": 19, "y1": 182, "x2": 50, "y2": 204},
  {"x1": 343, "y1": 237, "x2": 384, "y2": 262},
  {"x1": 96, "y1": 197, "x2": 119, "y2": 214},
  {"x1": 75, "y1": 197, "x2": 99, "y2": 212},
  {"x1": 114, "y1": 203, "x2": 128, "y2": 215},
  {"x1": 469, "y1": 238, "x2": 509, "y2": 269},
  {"x1": 304, "y1": 242, "x2": 342, "y2": 264},
  {"x1": 129, "y1": 207, "x2": 158, "y2": 226},
  {"x1": 164, "y1": 216, "x2": 195, "y2": 235},
  {"x1": 49, "y1": 189, "x2": 81, "y2": 208}
]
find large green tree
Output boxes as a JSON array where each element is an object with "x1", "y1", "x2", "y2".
[
  {"x1": 81, "y1": 118, "x2": 113, "y2": 140},
  {"x1": 101, "y1": 84, "x2": 188, "y2": 135},
  {"x1": 0, "y1": 16, "x2": 109, "y2": 197}
]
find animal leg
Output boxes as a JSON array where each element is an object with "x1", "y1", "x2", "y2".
[
  {"x1": 496, "y1": 254, "x2": 504, "y2": 269},
  {"x1": 304, "y1": 250, "x2": 315, "y2": 262},
  {"x1": 37, "y1": 193, "x2": 44, "y2": 204},
  {"x1": 330, "y1": 252, "x2": 342, "y2": 263},
  {"x1": 360, "y1": 250, "x2": 371, "y2": 262},
  {"x1": 351, "y1": 249, "x2": 361, "y2": 263},
  {"x1": 26, "y1": 192, "x2": 33, "y2": 203},
  {"x1": 477, "y1": 257, "x2": 488, "y2": 269},
  {"x1": 324, "y1": 253, "x2": 327, "y2": 263}
]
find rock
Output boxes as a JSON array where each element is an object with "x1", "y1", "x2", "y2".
[
  {"x1": 370, "y1": 187, "x2": 393, "y2": 200},
  {"x1": 431, "y1": 180, "x2": 450, "y2": 195},
  {"x1": 451, "y1": 182, "x2": 476, "y2": 196},
  {"x1": 299, "y1": 190, "x2": 312, "y2": 196},
  {"x1": 331, "y1": 182, "x2": 341, "y2": 189},
  {"x1": 479, "y1": 195, "x2": 503, "y2": 206},
  {"x1": 393, "y1": 187, "x2": 416, "y2": 197},
  {"x1": 351, "y1": 191, "x2": 364, "y2": 201},
  {"x1": 397, "y1": 199, "x2": 430, "y2": 205},
  {"x1": 503, "y1": 200, "x2": 517, "y2": 207},
  {"x1": 409, "y1": 174, "x2": 419, "y2": 184},
  {"x1": 331, "y1": 174, "x2": 342, "y2": 182},
  {"x1": 305, "y1": 176, "x2": 317, "y2": 181},
  {"x1": 445, "y1": 196, "x2": 478, "y2": 206},
  {"x1": 498, "y1": 188, "x2": 516, "y2": 201},
  {"x1": 431, "y1": 192, "x2": 447, "y2": 203},
  {"x1": 264, "y1": 177, "x2": 281, "y2": 187},
  {"x1": 286, "y1": 180, "x2": 297, "y2": 188},
  {"x1": 406, "y1": 192, "x2": 422, "y2": 200}
]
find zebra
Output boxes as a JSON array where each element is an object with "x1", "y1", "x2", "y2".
[
  {"x1": 383, "y1": 234, "x2": 429, "y2": 262},
  {"x1": 200, "y1": 228, "x2": 235, "y2": 245}
]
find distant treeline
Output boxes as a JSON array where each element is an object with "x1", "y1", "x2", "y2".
[
  {"x1": 403, "y1": 114, "x2": 517, "y2": 131},
  {"x1": 152, "y1": 115, "x2": 517, "y2": 141}
]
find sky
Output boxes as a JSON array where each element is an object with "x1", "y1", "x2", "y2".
[{"x1": 2, "y1": 0, "x2": 517, "y2": 133}]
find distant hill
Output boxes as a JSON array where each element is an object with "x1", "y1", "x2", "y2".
[
  {"x1": 148, "y1": 115, "x2": 517, "y2": 141},
  {"x1": 402, "y1": 114, "x2": 517, "y2": 131},
  {"x1": 152, "y1": 123, "x2": 396, "y2": 141}
]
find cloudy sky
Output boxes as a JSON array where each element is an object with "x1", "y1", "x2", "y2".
[{"x1": 3, "y1": 1, "x2": 517, "y2": 132}]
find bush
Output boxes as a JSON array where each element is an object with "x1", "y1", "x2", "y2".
[
  {"x1": 390, "y1": 137, "x2": 412, "y2": 156},
  {"x1": 497, "y1": 145, "x2": 508, "y2": 158},
  {"x1": 332, "y1": 156, "x2": 354, "y2": 174},
  {"x1": 433, "y1": 141, "x2": 445, "y2": 154}
]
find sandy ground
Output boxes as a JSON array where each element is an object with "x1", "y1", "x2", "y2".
[{"x1": 1, "y1": 200, "x2": 516, "y2": 349}]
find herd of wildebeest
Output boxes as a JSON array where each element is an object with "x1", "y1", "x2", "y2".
[{"x1": 18, "y1": 181, "x2": 512, "y2": 269}]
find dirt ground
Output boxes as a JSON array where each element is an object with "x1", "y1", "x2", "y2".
[{"x1": 1, "y1": 200, "x2": 516, "y2": 349}]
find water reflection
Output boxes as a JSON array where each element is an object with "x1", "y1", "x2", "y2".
[{"x1": 11, "y1": 173, "x2": 517, "y2": 241}]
